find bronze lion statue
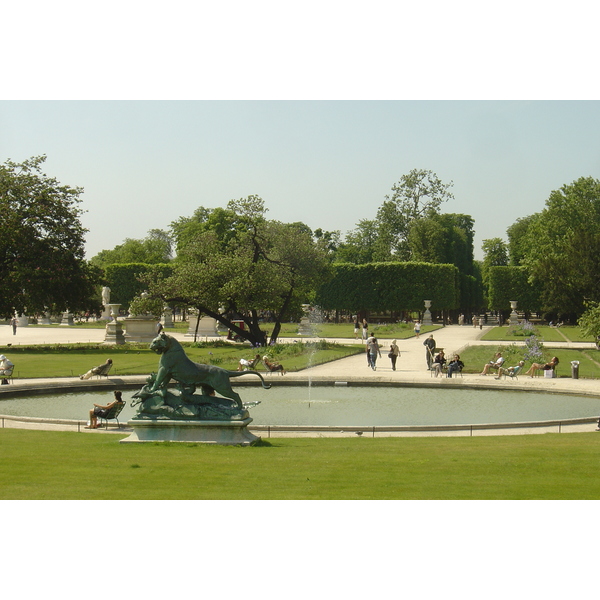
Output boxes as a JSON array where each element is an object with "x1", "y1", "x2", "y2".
[{"x1": 147, "y1": 332, "x2": 271, "y2": 408}]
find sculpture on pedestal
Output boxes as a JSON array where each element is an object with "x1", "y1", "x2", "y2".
[{"x1": 132, "y1": 332, "x2": 271, "y2": 421}]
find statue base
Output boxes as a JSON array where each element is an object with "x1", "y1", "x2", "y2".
[
  {"x1": 104, "y1": 320, "x2": 126, "y2": 345},
  {"x1": 120, "y1": 417, "x2": 260, "y2": 446}
]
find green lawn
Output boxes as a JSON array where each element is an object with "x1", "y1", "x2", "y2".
[
  {"x1": 482, "y1": 325, "x2": 594, "y2": 343},
  {"x1": 459, "y1": 345, "x2": 600, "y2": 377},
  {"x1": 0, "y1": 341, "x2": 363, "y2": 379},
  {"x1": 272, "y1": 321, "x2": 442, "y2": 339},
  {"x1": 2, "y1": 429, "x2": 600, "y2": 499}
]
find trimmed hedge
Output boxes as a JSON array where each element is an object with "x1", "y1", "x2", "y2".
[
  {"x1": 487, "y1": 266, "x2": 540, "y2": 312},
  {"x1": 316, "y1": 262, "x2": 460, "y2": 312}
]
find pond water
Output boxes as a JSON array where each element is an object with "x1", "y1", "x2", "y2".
[{"x1": 1, "y1": 386, "x2": 600, "y2": 427}]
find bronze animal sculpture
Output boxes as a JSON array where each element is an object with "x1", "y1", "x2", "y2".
[{"x1": 146, "y1": 332, "x2": 271, "y2": 408}]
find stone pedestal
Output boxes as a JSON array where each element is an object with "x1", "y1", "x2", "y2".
[
  {"x1": 60, "y1": 311, "x2": 74, "y2": 326},
  {"x1": 104, "y1": 320, "x2": 126, "y2": 345},
  {"x1": 124, "y1": 317, "x2": 157, "y2": 343},
  {"x1": 101, "y1": 306, "x2": 112, "y2": 320},
  {"x1": 186, "y1": 315, "x2": 219, "y2": 337},
  {"x1": 120, "y1": 418, "x2": 260, "y2": 445},
  {"x1": 162, "y1": 306, "x2": 174, "y2": 328},
  {"x1": 16, "y1": 314, "x2": 28, "y2": 327},
  {"x1": 39, "y1": 312, "x2": 52, "y2": 325}
]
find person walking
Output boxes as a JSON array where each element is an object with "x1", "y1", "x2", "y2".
[
  {"x1": 414, "y1": 320, "x2": 421, "y2": 338},
  {"x1": 423, "y1": 334, "x2": 436, "y2": 370},
  {"x1": 362, "y1": 318, "x2": 369, "y2": 341},
  {"x1": 353, "y1": 317, "x2": 360, "y2": 340},
  {"x1": 11, "y1": 317, "x2": 17, "y2": 335},
  {"x1": 366, "y1": 333, "x2": 382, "y2": 371},
  {"x1": 388, "y1": 340, "x2": 400, "y2": 371}
]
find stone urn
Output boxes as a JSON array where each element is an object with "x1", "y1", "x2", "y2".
[
  {"x1": 423, "y1": 300, "x2": 433, "y2": 326},
  {"x1": 509, "y1": 301, "x2": 519, "y2": 325}
]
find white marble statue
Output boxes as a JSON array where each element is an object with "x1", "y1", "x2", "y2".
[{"x1": 102, "y1": 286, "x2": 111, "y2": 306}]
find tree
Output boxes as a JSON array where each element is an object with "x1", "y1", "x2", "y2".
[
  {"x1": 335, "y1": 219, "x2": 378, "y2": 264},
  {"x1": 91, "y1": 228, "x2": 173, "y2": 268},
  {"x1": 408, "y1": 213, "x2": 475, "y2": 275},
  {"x1": 0, "y1": 156, "x2": 101, "y2": 318},
  {"x1": 146, "y1": 196, "x2": 330, "y2": 346},
  {"x1": 521, "y1": 177, "x2": 600, "y2": 315},
  {"x1": 578, "y1": 301, "x2": 600, "y2": 341},
  {"x1": 374, "y1": 169, "x2": 454, "y2": 260},
  {"x1": 506, "y1": 215, "x2": 536, "y2": 266}
]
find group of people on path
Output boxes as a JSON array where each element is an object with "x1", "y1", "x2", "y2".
[{"x1": 365, "y1": 333, "x2": 400, "y2": 371}]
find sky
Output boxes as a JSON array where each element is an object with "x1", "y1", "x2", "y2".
[{"x1": 2, "y1": 99, "x2": 599, "y2": 261}]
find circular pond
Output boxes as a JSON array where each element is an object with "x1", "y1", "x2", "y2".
[{"x1": 1, "y1": 386, "x2": 600, "y2": 427}]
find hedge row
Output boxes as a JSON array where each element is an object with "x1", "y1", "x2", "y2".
[
  {"x1": 316, "y1": 262, "x2": 460, "y2": 312},
  {"x1": 487, "y1": 266, "x2": 540, "y2": 312}
]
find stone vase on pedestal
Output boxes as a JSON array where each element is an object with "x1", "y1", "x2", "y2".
[
  {"x1": 509, "y1": 301, "x2": 519, "y2": 325},
  {"x1": 422, "y1": 300, "x2": 433, "y2": 326},
  {"x1": 104, "y1": 304, "x2": 125, "y2": 345}
]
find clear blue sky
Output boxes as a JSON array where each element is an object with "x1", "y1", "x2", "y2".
[{"x1": 2, "y1": 100, "x2": 599, "y2": 260}]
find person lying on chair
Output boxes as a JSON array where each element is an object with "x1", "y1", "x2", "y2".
[
  {"x1": 525, "y1": 356, "x2": 559, "y2": 377},
  {"x1": 80, "y1": 358, "x2": 113, "y2": 380},
  {"x1": 480, "y1": 353, "x2": 504, "y2": 375},
  {"x1": 263, "y1": 356, "x2": 285, "y2": 375},
  {"x1": 496, "y1": 360, "x2": 525, "y2": 379},
  {"x1": 237, "y1": 354, "x2": 261, "y2": 371}
]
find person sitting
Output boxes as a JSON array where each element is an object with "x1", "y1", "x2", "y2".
[
  {"x1": 496, "y1": 360, "x2": 525, "y2": 379},
  {"x1": 432, "y1": 350, "x2": 446, "y2": 377},
  {"x1": 237, "y1": 354, "x2": 260, "y2": 371},
  {"x1": 525, "y1": 356, "x2": 559, "y2": 378},
  {"x1": 480, "y1": 352, "x2": 505, "y2": 375},
  {"x1": 0, "y1": 354, "x2": 14, "y2": 384},
  {"x1": 446, "y1": 354, "x2": 464, "y2": 378},
  {"x1": 85, "y1": 390, "x2": 125, "y2": 429},
  {"x1": 80, "y1": 358, "x2": 113, "y2": 380}
]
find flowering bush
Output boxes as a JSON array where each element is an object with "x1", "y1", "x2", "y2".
[
  {"x1": 523, "y1": 334, "x2": 544, "y2": 363},
  {"x1": 509, "y1": 320, "x2": 537, "y2": 337}
]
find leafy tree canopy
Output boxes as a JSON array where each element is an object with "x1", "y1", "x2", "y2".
[
  {"x1": 521, "y1": 176, "x2": 600, "y2": 314},
  {"x1": 338, "y1": 169, "x2": 455, "y2": 264},
  {"x1": 146, "y1": 196, "x2": 330, "y2": 345},
  {"x1": 0, "y1": 155, "x2": 101, "y2": 318},
  {"x1": 374, "y1": 168, "x2": 454, "y2": 260},
  {"x1": 91, "y1": 228, "x2": 173, "y2": 268}
]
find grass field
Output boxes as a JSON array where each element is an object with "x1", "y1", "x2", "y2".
[
  {"x1": 459, "y1": 345, "x2": 600, "y2": 377},
  {"x1": 0, "y1": 341, "x2": 363, "y2": 379},
  {"x1": 28, "y1": 320, "x2": 442, "y2": 340},
  {"x1": 2, "y1": 428, "x2": 600, "y2": 499},
  {"x1": 482, "y1": 325, "x2": 594, "y2": 343}
]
